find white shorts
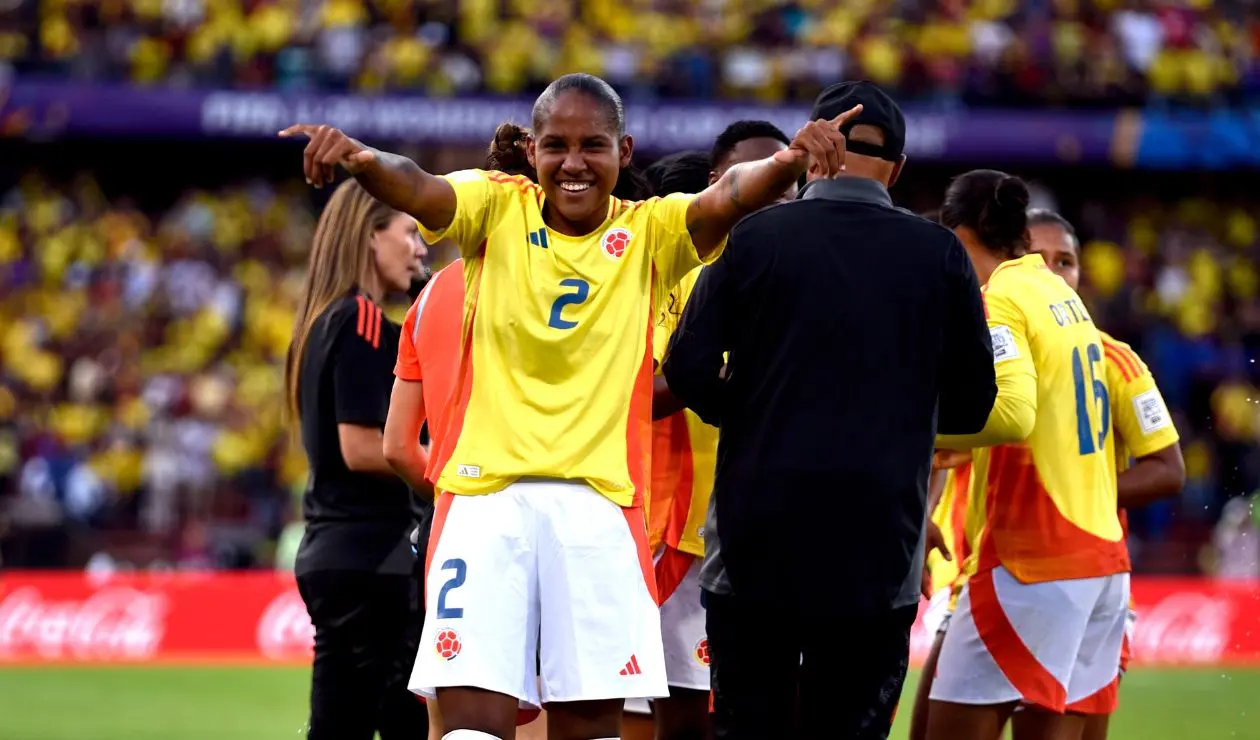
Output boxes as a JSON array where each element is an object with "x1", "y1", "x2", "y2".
[
  {"x1": 922, "y1": 586, "x2": 953, "y2": 637},
  {"x1": 1119, "y1": 607, "x2": 1137, "y2": 675},
  {"x1": 622, "y1": 547, "x2": 710, "y2": 715},
  {"x1": 409, "y1": 481, "x2": 667, "y2": 708},
  {"x1": 930, "y1": 565, "x2": 1129, "y2": 715}
]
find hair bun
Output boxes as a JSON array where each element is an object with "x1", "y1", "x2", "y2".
[
  {"x1": 978, "y1": 175, "x2": 1030, "y2": 250},
  {"x1": 486, "y1": 123, "x2": 533, "y2": 178}
]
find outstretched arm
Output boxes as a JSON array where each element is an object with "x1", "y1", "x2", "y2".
[
  {"x1": 683, "y1": 105, "x2": 863, "y2": 258},
  {"x1": 280, "y1": 124, "x2": 458, "y2": 233}
]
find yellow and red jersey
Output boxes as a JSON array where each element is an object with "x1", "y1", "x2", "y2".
[
  {"x1": 647, "y1": 266, "x2": 718, "y2": 557},
  {"x1": 1100, "y1": 330, "x2": 1181, "y2": 538},
  {"x1": 419, "y1": 169, "x2": 718, "y2": 507},
  {"x1": 960, "y1": 254, "x2": 1129, "y2": 584},
  {"x1": 395, "y1": 259, "x2": 465, "y2": 482},
  {"x1": 928, "y1": 461, "x2": 972, "y2": 595}
]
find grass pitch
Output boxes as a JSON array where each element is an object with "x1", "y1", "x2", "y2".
[{"x1": 0, "y1": 665, "x2": 1256, "y2": 739}]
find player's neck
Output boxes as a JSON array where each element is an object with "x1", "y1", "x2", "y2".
[{"x1": 358, "y1": 271, "x2": 384, "y2": 303}]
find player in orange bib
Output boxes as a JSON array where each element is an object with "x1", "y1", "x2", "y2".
[
  {"x1": 282, "y1": 73, "x2": 861, "y2": 740},
  {"x1": 1022, "y1": 209, "x2": 1184, "y2": 740},
  {"x1": 926, "y1": 171, "x2": 1130, "y2": 740}
]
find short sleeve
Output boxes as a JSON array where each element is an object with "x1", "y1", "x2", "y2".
[
  {"x1": 419, "y1": 169, "x2": 525, "y2": 257},
  {"x1": 643, "y1": 193, "x2": 725, "y2": 294},
  {"x1": 1106, "y1": 345, "x2": 1180, "y2": 458},
  {"x1": 333, "y1": 301, "x2": 394, "y2": 427},
  {"x1": 395, "y1": 297, "x2": 424, "y2": 382}
]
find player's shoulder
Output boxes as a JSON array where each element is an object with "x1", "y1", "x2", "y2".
[
  {"x1": 1099, "y1": 330, "x2": 1149, "y2": 381},
  {"x1": 450, "y1": 168, "x2": 538, "y2": 192}
]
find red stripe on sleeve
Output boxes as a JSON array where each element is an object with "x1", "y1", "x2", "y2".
[
  {"x1": 370, "y1": 304, "x2": 382, "y2": 349},
  {"x1": 1103, "y1": 345, "x2": 1137, "y2": 382},
  {"x1": 1102, "y1": 340, "x2": 1141, "y2": 380},
  {"x1": 355, "y1": 295, "x2": 368, "y2": 338}
]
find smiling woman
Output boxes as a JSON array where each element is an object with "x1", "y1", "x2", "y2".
[{"x1": 278, "y1": 71, "x2": 859, "y2": 740}]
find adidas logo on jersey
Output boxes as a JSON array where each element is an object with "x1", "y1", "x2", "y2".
[
  {"x1": 619, "y1": 655, "x2": 642, "y2": 676},
  {"x1": 456, "y1": 464, "x2": 481, "y2": 479}
]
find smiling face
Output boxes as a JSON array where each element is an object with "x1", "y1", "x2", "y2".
[
  {"x1": 372, "y1": 212, "x2": 427, "y2": 293},
  {"x1": 526, "y1": 89, "x2": 633, "y2": 236},
  {"x1": 1029, "y1": 222, "x2": 1081, "y2": 292}
]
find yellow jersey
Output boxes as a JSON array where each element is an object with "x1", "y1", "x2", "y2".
[
  {"x1": 928, "y1": 462, "x2": 972, "y2": 595},
  {"x1": 953, "y1": 254, "x2": 1129, "y2": 584},
  {"x1": 1101, "y1": 330, "x2": 1180, "y2": 534},
  {"x1": 420, "y1": 170, "x2": 718, "y2": 506},
  {"x1": 647, "y1": 266, "x2": 719, "y2": 557}
]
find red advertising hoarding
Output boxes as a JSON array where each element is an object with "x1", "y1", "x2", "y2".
[{"x1": 1, "y1": 573, "x2": 1257, "y2": 666}]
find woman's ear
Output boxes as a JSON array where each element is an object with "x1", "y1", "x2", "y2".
[
  {"x1": 526, "y1": 135, "x2": 537, "y2": 169},
  {"x1": 619, "y1": 134, "x2": 634, "y2": 169}
]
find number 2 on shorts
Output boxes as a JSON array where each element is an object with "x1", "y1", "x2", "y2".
[{"x1": 435, "y1": 558, "x2": 467, "y2": 618}]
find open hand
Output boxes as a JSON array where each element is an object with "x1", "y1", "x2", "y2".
[
  {"x1": 278, "y1": 124, "x2": 377, "y2": 188},
  {"x1": 922, "y1": 519, "x2": 952, "y2": 599},
  {"x1": 773, "y1": 104, "x2": 863, "y2": 178}
]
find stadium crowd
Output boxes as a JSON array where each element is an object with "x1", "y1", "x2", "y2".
[
  {"x1": 0, "y1": 161, "x2": 1257, "y2": 574},
  {"x1": 4, "y1": 0, "x2": 1260, "y2": 105}
]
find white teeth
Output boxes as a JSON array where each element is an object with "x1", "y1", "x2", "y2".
[{"x1": 560, "y1": 182, "x2": 591, "y2": 192}]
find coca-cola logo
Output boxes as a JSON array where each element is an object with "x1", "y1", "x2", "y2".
[
  {"x1": 255, "y1": 589, "x2": 314, "y2": 660},
  {"x1": 0, "y1": 586, "x2": 167, "y2": 660},
  {"x1": 1134, "y1": 593, "x2": 1233, "y2": 664}
]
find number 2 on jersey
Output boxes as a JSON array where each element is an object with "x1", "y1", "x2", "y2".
[
  {"x1": 1071, "y1": 343, "x2": 1110, "y2": 455},
  {"x1": 548, "y1": 278, "x2": 590, "y2": 330},
  {"x1": 435, "y1": 558, "x2": 466, "y2": 618}
]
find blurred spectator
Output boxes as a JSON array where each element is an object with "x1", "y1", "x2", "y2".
[{"x1": 4, "y1": 0, "x2": 1260, "y2": 106}]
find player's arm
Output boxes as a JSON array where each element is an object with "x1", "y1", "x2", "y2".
[
  {"x1": 936, "y1": 290, "x2": 1037, "y2": 450},
  {"x1": 1118, "y1": 445, "x2": 1185, "y2": 508},
  {"x1": 937, "y1": 235, "x2": 997, "y2": 435},
  {"x1": 683, "y1": 105, "x2": 863, "y2": 257},
  {"x1": 1110, "y1": 357, "x2": 1185, "y2": 508},
  {"x1": 279, "y1": 124, "x2": 458, "y2": 233},
  {"x1": 662, "y1": 253, "x2": 733, "y2": 427},
  {"x1": 383, "y1": 378, "x2": 434, "y2": 498}
]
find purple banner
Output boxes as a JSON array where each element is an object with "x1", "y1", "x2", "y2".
[{"x1": 2, "y1": 80, "x2": 1118, "y2": 163}]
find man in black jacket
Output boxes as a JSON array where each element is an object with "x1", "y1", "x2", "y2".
[{"x1": 661, "y1": 81, "x2": 997, "y2": 739}]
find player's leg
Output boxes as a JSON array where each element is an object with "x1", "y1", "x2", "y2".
[
  {"x1": 534, "y1": 481, "x2": 667, "y2": 740},
  {"x1": 799, "y1": 604, "x2": 916, "y2": 738},
  {"x1": 927, "y1": 567, "x2": 1098, "y2": 740},
  {"x1": 653, "y1": 548, "x2": 712, "y2": 740},
  {"x1": 409, "y1": 491, "x2": 539, "y2": 739},
  {"x1": 705, "y1": 589, "x2": 801, "y2": 739},
  {"x1": 909, "y1": 613, "x2": 951, "y2": 740},
  {"x1": 621, "y1": 698, "x2": 655, "y2": 740},
  {"x1": 426, "y1": 699, "x2": 443, "y2": 740}
]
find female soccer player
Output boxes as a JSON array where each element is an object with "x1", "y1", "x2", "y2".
[
  {"x1": 1022, "y1": 209, "x2": 1184, "y2": 740},
  {"x1": 282, "y1": 73, "x2": 860, "y2": 740},
  {"x1": 285, "y1": 179, "x2": 429, "y2": 740},
  {"x1": 926, "y1": 171, "x2": 1130, "y2": 740}
]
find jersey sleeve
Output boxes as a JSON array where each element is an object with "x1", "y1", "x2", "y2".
[
  {"x1": 937, "y1": 287, "x2": 1038, "y2": 450},
  {"x1": 643, "y1": 193, "x2": 724, "y2": 294},
  {"x1": 333, "y1": 299, "x2": 395, "y2": 427},
  {"x1": 395, "y1": 296, "x2": 424, "y2": 382},
  {"x1": 418, "y1": 169, "x2": 520, "y2": 257},
  {"x1": 1106, "y1": 343, "x2": 1180, "y2": 458}
]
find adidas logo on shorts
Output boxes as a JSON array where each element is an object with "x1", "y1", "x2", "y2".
[{"x1": 619, "y1": 655, "x2": 642, "y2": 676}]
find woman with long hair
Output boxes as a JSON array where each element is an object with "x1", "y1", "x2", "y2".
[
  {"x1": 281, "y1": 72, "x2": 859, "y2": 740},
  {"x1": 925, "y1": 171, "x2": 1130, "y2": 740},
  {"x1": 284, "y1": 179, "x2": 429, "y2": 740}
]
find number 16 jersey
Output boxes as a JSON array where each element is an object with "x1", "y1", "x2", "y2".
[
  {"x1": 967, "y1": 254, "x2": 1129, "y2": 584},
  {"x1": 418, "y1": 169, "x2": 717, "y2": 507}
]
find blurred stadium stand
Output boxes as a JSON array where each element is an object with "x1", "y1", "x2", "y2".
[{"x1": 0, "y1": 0, "x2": 1257, "y2": 579}]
